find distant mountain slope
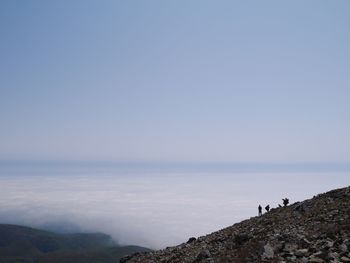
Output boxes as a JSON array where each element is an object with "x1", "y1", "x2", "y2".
[
  {"x1": 0, "y1": 224, "x2": 151, "y2": 263},
  {"x1": 124, "y1": 186, "x2": 350, "y2": 263}
]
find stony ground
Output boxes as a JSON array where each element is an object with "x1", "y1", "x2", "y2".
[{"x1": 122, "y1": 186, "x2": 350, "y2": 263}]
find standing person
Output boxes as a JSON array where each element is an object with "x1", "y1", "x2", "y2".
[
  {"x1": 258, "y1": 205, "x2": 262, "y2": 216},
  {"x1": 265, "y1": 205, "x2": 270, "y2": 212}
]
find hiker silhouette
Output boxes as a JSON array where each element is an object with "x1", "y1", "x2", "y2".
[
  {"x1": 265, "y1": 205, "x2": 270, "y2": 212},
  {"x1": 282, "y1": 198, "x2": 289, "y2": 207},
  {"x1": 258, "y1": 205, "x2": 262, "y2": 216}
]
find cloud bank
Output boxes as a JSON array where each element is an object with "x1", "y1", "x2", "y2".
[{"x1": 0, "y1": 171, "x2": 349, "y2": 248}]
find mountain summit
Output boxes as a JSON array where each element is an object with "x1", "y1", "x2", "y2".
[{"x1": 123, "y1": 186, "x2": 350, "y2": 263}]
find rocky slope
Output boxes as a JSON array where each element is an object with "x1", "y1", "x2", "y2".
[{"x1": 123, "y1": 186, "x2": 350, "y2": 263}]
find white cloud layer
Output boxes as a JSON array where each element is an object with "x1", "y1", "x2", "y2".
[{"x1": 0, "y1": 172, "x2": 349, "y2": 248}]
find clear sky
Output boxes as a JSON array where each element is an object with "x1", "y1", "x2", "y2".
[{"x1": 1, "y1": 1, "x2": 350, "y2": 163}]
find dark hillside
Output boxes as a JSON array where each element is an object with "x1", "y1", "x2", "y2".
[
  {"x1": 0, "y1": 224, "x2": 112, "y2": 252},
  {"x1": 0, "y1": 224, "x2": 150, "y2": 263}
]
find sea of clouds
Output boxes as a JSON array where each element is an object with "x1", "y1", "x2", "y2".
[{"x1": 0, "y1": 170, "x2": 349, "y2": 249}]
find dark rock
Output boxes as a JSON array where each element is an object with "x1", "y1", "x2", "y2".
[
  {"x1": 233, "y1": 233, "x2": 249, "y2": 245},
  {"x1": 295, "y1": 248, "x2": 309, "y2": 257},
  {"x1": 193, "y1": 249, "x2": 211, "y2": 262},
  {"x1": 187, "y1": 237, "x2": 196, "y2": 243},
  {"x1": 120, "y1": 255, "x2": 133, "y2": 263}
]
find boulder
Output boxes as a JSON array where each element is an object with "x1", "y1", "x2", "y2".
[{"x1": 262, "y1": 243, "x2": 274, "y2": 259}]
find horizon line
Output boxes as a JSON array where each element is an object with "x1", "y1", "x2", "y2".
[{"x1": 1, "y1": 159, "x2": 350, "y2": 173}]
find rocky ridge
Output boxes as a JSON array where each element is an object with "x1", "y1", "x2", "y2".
[{"x1": 123, "y1": 186, "x2": 350, "y2": 263}]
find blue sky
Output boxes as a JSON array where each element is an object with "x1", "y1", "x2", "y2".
[{"x1": 1, "y1": 1, "x2": 350, "y2": 163}]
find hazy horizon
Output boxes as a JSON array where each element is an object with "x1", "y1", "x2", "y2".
[{"x1": 2, "y1": 159, "x2": 350, "y2": 175}]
